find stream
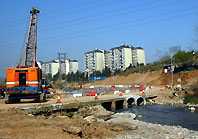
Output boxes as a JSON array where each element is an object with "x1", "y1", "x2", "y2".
[{"x1": 116, "y1": 104, "x2": 198, "y2": 131}]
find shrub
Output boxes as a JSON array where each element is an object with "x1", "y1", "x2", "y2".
[{"x1": 184, "y1": 94, "x2": 198, "y2": 104}]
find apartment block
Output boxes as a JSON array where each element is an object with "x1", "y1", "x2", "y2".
[
  {"x1": 104, "y1": 51, "x2": 111, "y2": 68},
  {"x1": 84, "y1": 44, "x2": 145, "y2": 73},
  {"x1": 110, "y1": 45, "x2": 132, "y2": 71},
  {"x1": 84, "y1": 49, "x2": 105, "y2": 74},
  {"x1": 69, "y1": 60, "x2": 79, "y2": 73},
  {"x1": 38, "y1": 60, "x2": 59, "y2": 77},
  {"x1": 59, "y1": 59, "x2": 70, "y2": 75},
  {"x1": 132, "y1": 47, "x2": 146, "y2": 65},
  {"x1": 38, "y1": 59, "x2": 79, "y2": 78}
]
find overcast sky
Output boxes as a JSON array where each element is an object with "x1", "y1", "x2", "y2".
[{"x1": 0, "y1": 0, "x2": 198, "y2": 78}]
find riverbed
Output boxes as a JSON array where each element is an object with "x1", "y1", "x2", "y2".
[{"x1": 116, "y1": 104, "x2": 198, "y2": 131}]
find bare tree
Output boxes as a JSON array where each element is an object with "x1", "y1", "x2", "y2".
[
  {"x1": 187, "y1": 25, "x2": 198, "y2": 51},
  {"x1": 155, "y1": 49, "x2": 170, "y2": 63}
]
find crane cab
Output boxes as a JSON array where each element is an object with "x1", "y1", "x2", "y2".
[{"x1": 6, "y1": 66, "x2": 43, "y2": 102}]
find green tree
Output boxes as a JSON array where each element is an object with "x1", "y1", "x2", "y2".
[
  {"x1": 173, "y1": 51, "x2": 195, "y2": 64},
  {"x1": 52, "y1": 72, "x2": 60, "y2": 81},
  {"x1": 101, "y1": 67, "x2": 111, "y2": 77},
  {"x1": 44, "y1": 73, "x2": 52, "y2": 82}
]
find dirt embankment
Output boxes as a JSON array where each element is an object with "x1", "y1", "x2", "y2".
[
  {"x1": 0, "y1": 108, "x2": 124, "y2": 139},
  {"x1": 94, "y1": 69, "x2": 198, "y2": 86}
]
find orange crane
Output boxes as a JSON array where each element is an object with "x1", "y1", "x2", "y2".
[{"x1": 6, "y1": 8, "x2": 46, "y2": 103}]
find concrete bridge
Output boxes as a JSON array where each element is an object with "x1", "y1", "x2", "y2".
[{"x1": 19, "y1": 94, "x2": 146, "y2": 115}]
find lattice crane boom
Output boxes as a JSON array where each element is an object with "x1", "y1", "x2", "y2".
[{"x1": 24, "y1": 8, "x2": 40, "y2": 67}]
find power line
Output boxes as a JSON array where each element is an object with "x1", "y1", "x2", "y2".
[
  {"x1": 0, "y1": 0, "x2": 124, "y2": 38},
  {"x1": 41, "y1": 0, "x2": 123, "y2": 20},
  {"x1": 38, "y1": 7, "x2": 197, "y2": 41},
  {"x1": 0, "y1": 0, "x2": 184, "y2": 39},
  {"x1": 71, "y1": 12, "x2": 198, "y2": 39},
  {"x1": 37, "y1": 12, "x2": 197, "y2": 44},
  {"x1": 0, "y1": 0, "x2": 154, "y2": 38},
  {"x1": 1, "y1": 8, "x2": 197, "y2": 50},
  {"x1": 0, "y1": 0, "x2": 122, "y2": 28},
  {"x1": 0, "y1": 0, "x2": 105, "y2": 26},
  {"x1": 38, "y1": 0, "x2": 161, "y2": 32}
]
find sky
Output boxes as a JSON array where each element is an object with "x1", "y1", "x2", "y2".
[{"x1": 0, "y1": 0, "x2": 198, "y2": 78}]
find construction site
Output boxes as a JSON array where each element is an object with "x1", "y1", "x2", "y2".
[{"x1": 1, "y1": 5, "x2": 198, "y2": 139}]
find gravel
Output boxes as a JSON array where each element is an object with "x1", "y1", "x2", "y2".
[{"x1": 113, "y1": 119, "x2": 198, "y2": 139}]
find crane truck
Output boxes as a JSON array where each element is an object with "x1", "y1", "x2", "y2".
[{"x1": 6, "y1": 8, "x2": 46, "y2": 103}]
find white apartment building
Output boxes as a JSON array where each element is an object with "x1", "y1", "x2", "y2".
[
  {"x1": 38, "y1": 60, "x2": 59, "y2": 77},
  {"x1": 69, "y1": 60, "x2": 79, "y2": 73},
  {"x1": 110, "y1": 45, "x2": 132, "y2": 71},
  {"x1": 132, "y1": 47, "x2": 146, "y2": 65},
  {"x1": 104, "y1": 51, "x2": 111, "y2": 68},
  {"x1": 59, "y1": 59, "x2": 70, "y2": 75},
  {"x1": 38, "y1": 59, "x2": 79, "y2": 78},
  {"x1": 84, "y1": 49, "x2": 105, "y2": 74},
  {"x1": 84, "y1": 45, "x2": 145, "y2": 73}
]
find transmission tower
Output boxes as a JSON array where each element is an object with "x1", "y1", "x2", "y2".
[{"x1": 58, "y1": 52, "x2": 67, "y2": 75}]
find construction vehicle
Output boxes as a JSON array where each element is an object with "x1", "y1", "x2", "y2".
[{"x1": 6, "y1": 8, "x2": 46, "y2": 103}]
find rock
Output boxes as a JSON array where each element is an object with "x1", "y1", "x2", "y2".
[
  {"x1": 84, "y1": 115, "x2": 97, "y2": 123},
  {"x1": 28, "y1": 114, "x2": 34, "y2": 116},
  {"x1": 84, "y1": 115, "x2": 105, "y2": 123},
  {"x1": 112, "y1": 112, "x2": 136, "y2": 119},
  {"x1": 138, "y1": 115, "x2": 142, "y2": 118},
  {"x1": 72, "y1": 114, "x2": 83, "y2": 119},
  {"x1": 92, "y1": 105, "x2": 114, "y2": 116},
  {"x1": 77, "y1": 106, "x2": 91, "y2": 117},
  {"x1": 107, "y1": 117, "x2": 138, "y2": 131},
  {"x1": 78, "y1": 105, "x2": 114, "y2": 120},
  {"x1": 177, "y1": 132, "x2": 182, "y2": 135},
  {"x1": 106, "y1": 112, "x2": 137, "y2": 130},
  {"x1": 189, "y1": 107, "x2": 195, "y2": 112},
  {"x1": 62, "y1": 126, "x2": 82, "y2": 136},
  {"x1": 56, "y1": 115, "x2": 68, "y2": 119}
]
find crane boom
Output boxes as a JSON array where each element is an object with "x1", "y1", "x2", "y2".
[
  {"x1": 6, "y1": 8, "x2": 46, "y2": 104},
  {"x1": 24, "y1": 8, "x2": 40, "y2": 67}
]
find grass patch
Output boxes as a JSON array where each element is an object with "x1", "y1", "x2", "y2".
[
  {"x1": 184, "y1": 94, "x2": 198, "y2": 104},
  {"x1": 65, "y1": 111, "x2": 74, "y2": 117}
]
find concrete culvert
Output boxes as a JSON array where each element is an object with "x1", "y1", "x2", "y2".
[
  {"x1": 101, "y1": 102, "x2": 112, "y2": 111},
  {"x1": 137, "y1": 97, "x2": 144, "y2": 106},
  {"x1": 127, "y1": 98, "x2": 135, "y2": 106},
  {"x1": 115, "y1": 100, "x2": 124, "y2": 110}
]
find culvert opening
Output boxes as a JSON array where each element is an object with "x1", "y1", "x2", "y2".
[
  {"x1": 137, "y1": 97, "x2": 144, "y2": 106},
  {"x1": 101, "y1": 102, "x2": 112, "y2": 111},
  {"x1": 115, "y1": 100, "x2": 124, "y2": 110},
  {"x1": 127, "y1": 98, "x2": 135, "y2": 107}
]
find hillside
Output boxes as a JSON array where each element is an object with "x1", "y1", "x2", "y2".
[{"x1": 94, "y1": 69, "x2": 198, "y2": 86}]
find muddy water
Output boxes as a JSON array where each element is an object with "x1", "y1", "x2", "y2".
[{"x1": 116, "y1": 104, "x2": 198, "y2": 131}]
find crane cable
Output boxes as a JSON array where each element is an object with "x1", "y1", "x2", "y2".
[{"x1": 18, "y1": 14, "x2": 31, "y2": 67}]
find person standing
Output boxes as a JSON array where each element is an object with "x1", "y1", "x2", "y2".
[{"x1": 0, "y1": 86, "x2": 5, "y2": 98}]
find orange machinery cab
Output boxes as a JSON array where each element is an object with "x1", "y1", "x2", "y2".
[{"x1": 6, "y1": 66, "x2": 42, "y2": 95}]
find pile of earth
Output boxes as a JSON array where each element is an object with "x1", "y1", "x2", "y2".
[
  {"x1": 83, "y1": 69, "x2": 198, "y2": 87},
  {"x1": 0, "y1": 105, "x2": 138, "y2": 139},
  {"x1": 0, "y1": 106, "x2": 127, "y2": 139},
  {"x1": 1, "y1": 104, "x2": 198, "y2": 138}
]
